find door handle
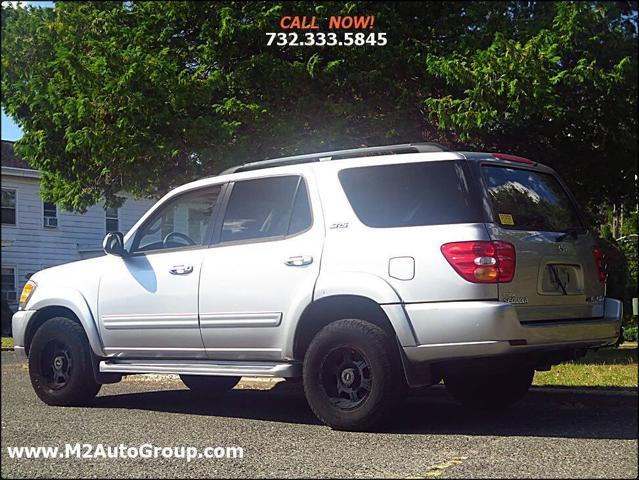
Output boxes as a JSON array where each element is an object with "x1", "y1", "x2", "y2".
[
  {"x1": 169, "y1": 265, "x2": 193, "y2": 275},
  {"x1": 285, "y1": 255, "x2": 313, "y2": 267}
]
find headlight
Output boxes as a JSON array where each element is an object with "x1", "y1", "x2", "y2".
[{"x1": 18, "y1": 280, "x2": 37, "y2": 310}]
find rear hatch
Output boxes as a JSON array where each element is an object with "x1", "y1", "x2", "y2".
[{"x1": 480, "y1": 162, "x2": 605, "y2": 322}]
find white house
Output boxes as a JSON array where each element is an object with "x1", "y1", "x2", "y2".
[{"x1": 1, "y1": 140, "x2": 155, "y2": 312}]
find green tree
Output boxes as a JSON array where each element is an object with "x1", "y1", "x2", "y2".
[{"x1": 2, "y1": 1, "x2": 636, "y2": 212}]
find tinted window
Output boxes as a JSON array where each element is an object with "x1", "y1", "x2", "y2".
[
  {"x1": 288, "y1": 180, "x2": 312, "y2": 235},
  {"x1": 133, "y1": 186, "x2": 221, "y2": 252},
  {"x1": 221, "y1": 176, "x2": 300, "y2": 242},
  {"x1": 338, "y1": 161, "x2": 481, "y2": 228},
  {"x1": 482, "y1": 166, "x2": 582, "y2": 232}
]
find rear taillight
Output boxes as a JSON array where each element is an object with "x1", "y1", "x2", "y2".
[
  {"x1": 441, "y1": 241, "x2": 516, "y2": 283},
  {"x1": 592, "y1": 246, "x2": 606, "y2": 283}
]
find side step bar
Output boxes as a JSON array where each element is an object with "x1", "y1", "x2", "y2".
[{"x1": 99, "y1": 360, "x2": 301, "y2": 377}]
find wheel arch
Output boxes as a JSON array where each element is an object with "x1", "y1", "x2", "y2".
[
  {"x1": 291, "y1": 294, "x2": 415, "y2": 361},
  {"x1": 25, "y1": 288, "x2": 105, "y2": 357}
]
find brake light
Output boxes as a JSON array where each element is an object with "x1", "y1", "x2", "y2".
[
  {"x1": 591, "y1": 246, "x2": 606, "y2": 283},
  {"x1": 491, "y1": 153, "x2": 536, "y2": 165},
  {"x1": 441, "y1": 241, "x2": 516, "y2": 283}
]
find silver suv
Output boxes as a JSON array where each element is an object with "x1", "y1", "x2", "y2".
[{"x1": 12, "y1": 143, "x2": 622, "y2": 431}]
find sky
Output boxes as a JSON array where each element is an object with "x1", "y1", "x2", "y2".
[
  {"x1": 1, "y1": 1, "x2": 54, "y2": 140},
  {"x1": 1, "y1": 111, "x2": 23, "y2": 141}
]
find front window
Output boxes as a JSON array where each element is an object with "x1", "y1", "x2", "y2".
[
  {"x1": 482, "y1": 165, "x2": 583, "y2": 232},
  {"x1": 105, "y1": 206, "x2": 119, "y2": 233},
  {"x1": 132, "y1": 186, "x2": 221, "y2": 253},
  {"x1": 338, "y1": 161, "x2": 481, "y2": 228},
  {"x1": 1, "y1": 267, "x2": 16, "y2": 304},
  {"x1": 1, "y1": 189, "x2": 16, "y2": 225}
]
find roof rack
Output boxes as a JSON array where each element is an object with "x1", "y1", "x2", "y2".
[{"x1": 220, "y1": 142, "x2": 449, "y2": 175}]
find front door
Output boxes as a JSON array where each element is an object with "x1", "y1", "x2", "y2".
[
  {"x1": 98, "y1": 185, "x2": 223, "y2": 358},
  {"x1": 198, "y1": 175, "x2": 322, "y2": 360}
]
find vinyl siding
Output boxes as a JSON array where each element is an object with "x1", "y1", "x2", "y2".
[{"x1": 1, "y1": 172, "x2": 155, "y2": 309}]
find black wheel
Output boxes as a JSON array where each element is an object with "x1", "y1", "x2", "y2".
[
  {"x1": 180, "y1": 375, "x2": 240, "y2": 394},
  {"x1": 28, "y1": 317, "x2": 101, "y2": 406},
  {"x1": 444, "y1": 367, "x2": 534, "y2": 410},
  {"x1": 303, "y1": 319, "x2": 402, "y2": 431}
]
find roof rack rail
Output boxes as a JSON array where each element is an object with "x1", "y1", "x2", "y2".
[{"x1": 220, "y1": 142, "x2": 449, "y2": 175}]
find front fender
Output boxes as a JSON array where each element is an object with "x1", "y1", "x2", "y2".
[{"x1": 26, "y1": 286, "x2": 105, "y2": 357}]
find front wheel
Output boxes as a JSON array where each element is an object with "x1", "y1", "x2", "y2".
[
  {"x1": 303, "y1": 319, "x2": 402, "y2": 431},
  {"x1": 444, "y1": 367, "x2": 534, "y2": 410},
  {"x1": 180, "y1": 375, "x2": 240, "y2": 394},
  {"x1": 28, "y1": 317, "x2": 101, "y2": 406}
]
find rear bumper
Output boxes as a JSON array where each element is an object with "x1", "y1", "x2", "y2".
[{"x1": 402, "y1": 297, "x2": 622, "y2": 364}]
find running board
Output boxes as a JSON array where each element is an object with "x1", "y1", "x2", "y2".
[{"x1": 99, "y1": 359, "x2": 301, "y2": 377}]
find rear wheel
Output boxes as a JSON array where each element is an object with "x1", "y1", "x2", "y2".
[
  {"x1": 180, "y1": 375, "x2": 240, "y2": 394},
  {"x1": 303, "y1": 319, "x2": 402, "y2": 431},
  {"x1": 28, "y1": 317, "x2": 101, "y2": 406},
  {"x1": 444, "y1": 367, "x2": 534, "y2": 410}
]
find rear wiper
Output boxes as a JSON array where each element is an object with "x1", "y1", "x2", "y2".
[
  {"x1": 555, "y1": 227, "x2": 580, "y2": 242},
  {"x1": 548, "y1": 264, "x2": 568, "y2": 295}
]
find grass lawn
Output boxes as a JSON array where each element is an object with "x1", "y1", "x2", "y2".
[
  {"x1": 2, "y1": 337, "x2": 14, "y2": 349},
  {"x1": 533, "y1": 343, "x2": 638, "y2": 388}
]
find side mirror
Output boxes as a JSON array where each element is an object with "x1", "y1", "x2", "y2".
[{"x1": 103, "y1": 232, "x2": 126, "y2": 257}]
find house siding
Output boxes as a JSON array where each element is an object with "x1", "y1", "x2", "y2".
[{"x1": 1, "y1": 172, "x2": 155, "y2": 310}]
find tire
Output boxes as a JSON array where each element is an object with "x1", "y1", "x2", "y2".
[
  {"x1": 180, "y1": 375, "x2": 240, "y2": 394},
  {"x1": 28, "y1": 317, "x2": 101, "y2": 406},
  {"x1": 444, "y1": 367, "x2": 534, "y2": 410},
  {"x1": 303, "y1": 319, "x2": 402, "y2": 431}
]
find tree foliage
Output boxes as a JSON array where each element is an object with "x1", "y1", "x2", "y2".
[{"x1": 1, "y1": 1, "x2": 636, "y2": 212}]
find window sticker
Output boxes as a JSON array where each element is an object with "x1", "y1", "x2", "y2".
[{"x1": 498, "y1": 213, "x2": 515, "y2": 226}]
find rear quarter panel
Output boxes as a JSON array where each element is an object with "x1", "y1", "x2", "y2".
[{"x1": 314, "y1": 159, "x2": 498, "y2": 303}]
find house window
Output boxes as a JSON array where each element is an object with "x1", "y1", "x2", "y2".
[
  {"x1": 1, "y1": 189, "x2": 16, "y2": 225},
  {"x1": 105, "y1": 206, "x2": 119, "y2": 232},
  {"x1": 1, "y1": 267, "x2": 17, "y2": 303},
  {"x1": 43, "y1": 201, "x2": 58, "y2": 228}
]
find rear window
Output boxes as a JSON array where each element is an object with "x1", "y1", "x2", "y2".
[
  {"x1": 338, "y1": 161, "x2": 481, "y2": 228},
  {"x1": 482, "y1": 165, "x2": 583, "y2": 232}
]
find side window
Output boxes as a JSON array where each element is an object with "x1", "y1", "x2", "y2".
[
  {"x1": 132, "y1": 186, "x2": 221, "y2": 253},
  {"x1": 288, "y1": 179, "x2": 312, "y2": 235},
  {"x1": 221, "y1": 176, "x2": 302, "y2": 243}
]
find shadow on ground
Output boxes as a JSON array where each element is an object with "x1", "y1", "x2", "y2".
[
  {"x1": 572, "y1": 346, "x2": 638, "y2": 365},
  {"x1": 92, "y1": 381, "x2": 638, "y2": 441}
]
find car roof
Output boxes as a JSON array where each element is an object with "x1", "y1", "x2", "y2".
[
  {"x1": 171, "y1": 144, "x2": 552, "y2": 195},
  {"x1": 125, "y1": 144, "x2": 555, "y2": 244}
]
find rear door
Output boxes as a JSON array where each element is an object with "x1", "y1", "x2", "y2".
[
  {"x1": 480, "y1": 163, "x2": 605, "y2": 322},
  {"x1": 198, "y1": 174, "x2": 323, "y2": 361}
]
